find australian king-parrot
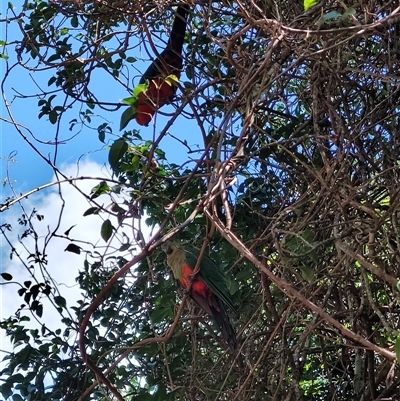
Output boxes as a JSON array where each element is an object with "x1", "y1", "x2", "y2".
[
  {"x1": 162, "y1": 241, "x2": 237, "y2": 350},
  {"x1": 136, "y1": 5, "x2": 189, "y2": 126}
]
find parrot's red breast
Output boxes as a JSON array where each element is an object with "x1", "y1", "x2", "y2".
[
  {"x1": 136, "y1": 78, "x2": 176, "y2": 126},
  {"x1": 178, "y1": 263, "x2": 210, "y2": 299}
]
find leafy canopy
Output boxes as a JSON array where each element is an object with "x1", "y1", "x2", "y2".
[{"x1": 1, "y1": 0, "x2": 400, "y2": 400}]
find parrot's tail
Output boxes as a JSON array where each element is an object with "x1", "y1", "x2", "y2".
[
  {"x1": 211, "y1": 301, "x2": 237, "y2": 351},
  {"x1": 167, "y1": 5, "x2": 190, "y2": 53}
]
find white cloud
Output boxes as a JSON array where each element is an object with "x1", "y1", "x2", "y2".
[{"x1": 0, "y1": 159, "x2": 153, "y2": 355}]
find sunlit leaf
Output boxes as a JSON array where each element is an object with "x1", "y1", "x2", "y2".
[
  {"x1": 165, "y1": 74, "x2": 179, "y2": 85},
  {"x1": 304, "y1": 0, "x2": 319, "y2": 11},
  {"x1": 132, "y1": 83, "x2": 149, "y2": 97}
]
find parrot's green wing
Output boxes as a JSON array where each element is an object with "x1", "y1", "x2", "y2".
[{"x1": 184, "y1": 246, "x2": 238, "y2": 317}]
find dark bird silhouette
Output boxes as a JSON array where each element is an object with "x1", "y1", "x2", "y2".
[{"x1": 136, "y1": 5, "x2": 189, "y2": 126}]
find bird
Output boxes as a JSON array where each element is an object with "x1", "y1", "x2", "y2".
[
  {"x1": 136, "y1": 5, "x2": 189, "y2": 126},
  {"x1": 161, "y1": 241, "x2": 237, "y2": 350}
]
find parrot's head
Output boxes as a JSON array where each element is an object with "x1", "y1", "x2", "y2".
[
  {"x1": 161, "y1": 241, "x2": 185, "y2": 278},
  {"x1": 161, "y1": 241, "x2": 176, "y2": 255}
]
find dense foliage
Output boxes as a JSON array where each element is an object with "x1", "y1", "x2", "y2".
[{"x1": 1, "y1": 0, "x2": 400, "y2": 400}]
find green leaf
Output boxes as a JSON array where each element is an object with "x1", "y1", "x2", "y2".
[
  {"x1": 342, "y1": 7, "x2": 356, "y2": 17},
  {"x1": 165, "y1": 74, "x2": 179, "y2": 85},
  {"x1": 101, "y1": 219, "x2": 113, "y2": 242},
  {"x1": 64, "y1": 225, "x2": 76, "y2": 236},
  {"x1": 90, "y1": 181, "x2": 110, "y2": 199},
  {"x1": 47, "y1": 53, "x2": 60, "y2": 63},
  {"x1": 83, "y1": 207, "x2": 101, "y2": 216},
  {"x1": 49, "y1": 110, "x2": 57, "y2": 124},
  {"x1": 0, "y1": 383, "x2": 12, "y2": 399},
  {"x1": 304, "y1": 0, "x2": 319, "y2": 11},
  {"x1": 30, "y1": 284, "x2": 41, "y2": 298},
  {"x1": 35, "y1": 304, "x2": 43, "y2": 317},
  {"x1": 121, "y1": 96, "x2": 137, "y2": 106},
  {"x1": 108, "y1": 139, "x2": 128, "y2": 169},
  {"x1": 186, "y1": 65, "x2": 193, "y2": 80},
  {"x1": 120, "y1": 106, "x2": 137, "y2": 131},
  {"x1": 131, "y1": 155, "x2": 140, "y2": 171},
  {"x1": 71, "y1": 15, "x2": 78, "y2": 28},
  {"x1": 132, "y1": 83, "x2": 148, "y2": 97},
  {"x1": 183, "y1": 81, "x2": 194, "y2": 89},
  {"x1": 119, "y1": 243, "x2": 130, "y2": 251},
  {"x1": 111, "y1": 203, "x2": 125, "y2": 213},
  {"x1": 150, "y1": 307, "x2": 171, "y2": 324},
  {"x1": 98, "y1": 130, "x2": 105, "y2": 143},
  {"x1": 299, "y1": 265, "x2": 314, "y2": 283},
  {"x1": 43, "y1": 284, "x2": 51, "y2": 295},
  {"x1": 48, "y1": 76, "x2": 57, "y2": 86},
  {"x1": 64, "y1": 243, "x2": 81, "y2": 254},
  {"x1": 396, "y1": 335, "x2": 400, "y2": 362},
  {"x1": 8, "y1": 373, "x2": 24, "y2": 384},
  {"x1": 1, "y1": 272, "x2": 12, "y2": 281},
  {"x1": 54, "y1": 296, "x2": 67, "y2": 308}
]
